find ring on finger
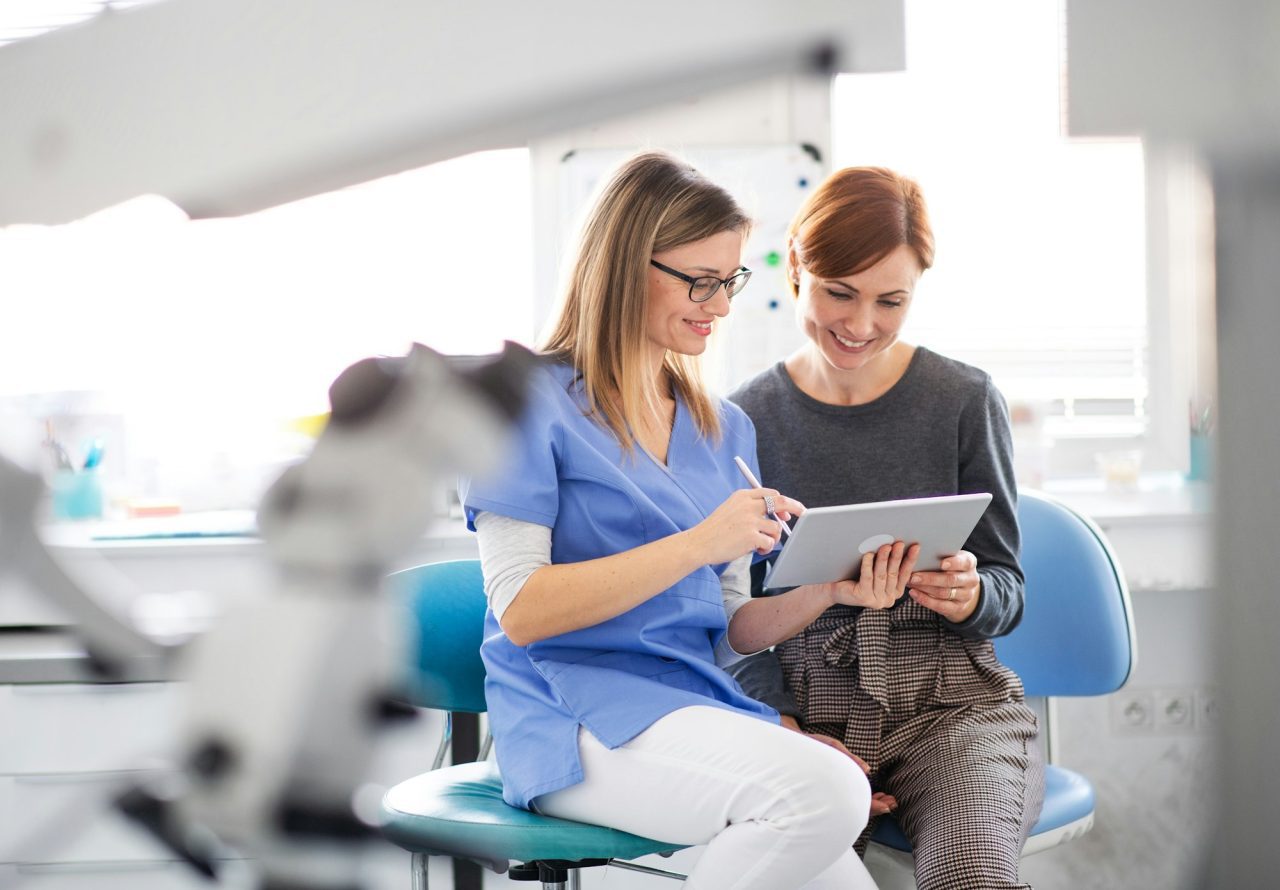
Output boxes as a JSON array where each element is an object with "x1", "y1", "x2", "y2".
[
  {"x1": 763, "y1": 494, "x2": 776, "y2": 515},
  {"x1": 948, "y1": 587, "x2": 957, "y2": 601}
]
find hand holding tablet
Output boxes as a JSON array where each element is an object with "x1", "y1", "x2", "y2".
[
  {"x1": 761, "y1": 493, "x2": 993, "y2": 590},
  {"x1": 906, "y1": 547, "x2": 983, "y2": 621}
]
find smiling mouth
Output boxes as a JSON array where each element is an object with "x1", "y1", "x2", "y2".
[
  {"x1": 686, "y1": 320, "x2": 713, "y2": 335},
  {"x1": 832, "y1": 332, "x2": 871, "y2": 349}
]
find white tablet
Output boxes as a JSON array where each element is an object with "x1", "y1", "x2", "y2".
[{"x1": 761, "y1": 492, "x2": 993, "y2": 590}]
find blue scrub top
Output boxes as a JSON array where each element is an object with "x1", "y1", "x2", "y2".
[{"x1": 461, "y1": 360, "x2": 779, "y2": 809}]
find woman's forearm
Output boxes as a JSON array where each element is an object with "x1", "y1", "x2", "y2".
[
  {"x1": 725, "y1": 584, "x2": 836, "y2": 654},
  {"x1": 499, "y1": 530, "x2": 708, "y2": 646}
]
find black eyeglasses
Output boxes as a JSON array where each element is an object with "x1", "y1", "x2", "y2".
[{"x1": 650, "y1": 259, "x2": 752, "y2": 303}]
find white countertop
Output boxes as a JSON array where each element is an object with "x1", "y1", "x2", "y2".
[
  {"x1": 39, "y1": 510, "x2": 476, "y2": 555},
  {"x1": 39, "y1": 475, "x2": 1213, "y2": 553},
  {"x1": 1042, "y1": 475, "x2": 1213, "y2": 527}
]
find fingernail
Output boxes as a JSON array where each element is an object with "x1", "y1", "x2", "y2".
[
  {"x1": 910, "y1": 574, "x2": 921, "y2": 584},
  {"x1": 941, "y1": 561, "x2": 951, "y2": 570}
]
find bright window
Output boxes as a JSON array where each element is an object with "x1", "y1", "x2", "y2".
[
  {"x1": 832, "y1": 0, "x2": 1149, "y2": 480},
  {"x1": 1, "y1": 149, "x2": 535, "y2": 511}
]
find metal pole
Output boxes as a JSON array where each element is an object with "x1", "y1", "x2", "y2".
[{"x1": 411, "y1": 852, "x2": 430, "y2": 890}]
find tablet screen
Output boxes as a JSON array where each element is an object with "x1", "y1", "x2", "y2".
[{"x1": 761, "y1": 493, "x2": 992, "y2": 589}]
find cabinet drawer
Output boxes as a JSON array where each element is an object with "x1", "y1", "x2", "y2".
[
  {"x1": 1099, "y1": 518, "x2": 1212, "y2": 592},
  {"x1": 0, "y1": 683, "x2": 179, "y2": 774},
  {"x1": 0, "y1": 772, "x2": 176, "y2": 866}
]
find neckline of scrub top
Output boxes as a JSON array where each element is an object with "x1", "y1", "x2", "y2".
[
  {"x1": 638, "y1": 394, "x2": 687, "y2": 474},
  {"x1": 639, "y1": 396, "x2": 727, "y2": 530}
]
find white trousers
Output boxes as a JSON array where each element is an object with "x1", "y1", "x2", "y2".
[{"x1": 535, "y1": 706, "x2": 879, "y2": 890}]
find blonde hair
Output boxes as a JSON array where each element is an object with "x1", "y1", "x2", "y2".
[{"x1": 542, "y1": 151, "x2": 750, "y2": 451}]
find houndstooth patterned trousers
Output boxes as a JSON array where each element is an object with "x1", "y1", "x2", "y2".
[{"x1": 778, "y1": 598, "x2": 1045, "y2": 890}]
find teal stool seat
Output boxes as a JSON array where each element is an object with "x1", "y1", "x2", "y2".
[
  {"x1": 377, "y1": 559, "x2": 688, "y2": 887},
  {"x1": 381, "y1": 760, "x2": 685, "y2": 865},
  {"x1": 871, "y1": 763, "x2": 1097, "y2": 854}
]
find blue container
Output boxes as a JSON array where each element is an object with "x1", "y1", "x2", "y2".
[
  {"x1": 52, "y1": 469, "x2": 104, "y2": 520},
  {"x1": 1187, "y1": 432, "x2": 1213, "y2": 482}
]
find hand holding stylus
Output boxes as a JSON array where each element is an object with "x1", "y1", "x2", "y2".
[{"x1": 732, "y1": 456, "x2": 795, "y2": 539}]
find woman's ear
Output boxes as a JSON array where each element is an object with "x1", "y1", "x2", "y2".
[{"x1": 786, "y1": 244, "x2": 802, "y2": 288}]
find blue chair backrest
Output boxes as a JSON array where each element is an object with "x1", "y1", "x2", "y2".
[
  {"x1": 993, "y1": 490, "x2": 1136, "y2": 697},
  {"x1": 389, "y1": 559, "x2": 489, "y2": 714}
]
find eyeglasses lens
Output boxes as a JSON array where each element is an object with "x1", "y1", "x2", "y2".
[
  {"x1": 689, "y1": 278, "x2": 720, "y2": 302},
  {"x1": 725, "y1": 271, "x2": 751, "y2": 297},
  {"x1": 688, "y1": 271, "x2": 751, "y2": 303}
]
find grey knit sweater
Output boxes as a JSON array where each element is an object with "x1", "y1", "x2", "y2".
[{"x1": 726, "y1": 347, "x2": 1024, "y2": 715}]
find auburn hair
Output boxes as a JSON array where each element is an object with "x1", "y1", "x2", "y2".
[{"x1": 787, "y1": 166, "x2": 933, "y2": 293}]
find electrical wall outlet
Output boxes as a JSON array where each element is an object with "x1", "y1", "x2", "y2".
[
  {"x1": 1154, "y1": 688, "x2": 1196, "y2": 733},
  {"x1": 1110, "y1": 686, "x2": 1218, "y2": 736},
  {"x1": 1111, "y1": 689, "x2": 1156, "y2": 734}
]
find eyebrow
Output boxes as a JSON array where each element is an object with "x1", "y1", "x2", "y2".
[{"x1": 828, "y1": 283, "x2": 911, "y2": 298}]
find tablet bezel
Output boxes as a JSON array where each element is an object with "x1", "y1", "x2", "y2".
[{"x1": 760, "y1": 492, "x2": 993, "y2": 590}]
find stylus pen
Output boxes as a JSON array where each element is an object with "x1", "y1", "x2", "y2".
[{"x1": 732, "y1": 455, "x2": 792, "y2": 538}]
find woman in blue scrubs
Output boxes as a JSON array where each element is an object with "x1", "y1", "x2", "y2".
[{"x1": 462, "y1": 152, "x2": 908, "y2": 889}]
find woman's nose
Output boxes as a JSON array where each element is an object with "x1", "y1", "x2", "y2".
[
  {"x1": 707, "y1": 286, "x2": 733, "y2": 317},
  {"x1": 841, "y1": 304, "x2": 876, "y2": 336}
]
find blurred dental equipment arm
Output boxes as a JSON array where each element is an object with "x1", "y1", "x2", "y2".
[
  {"x1": 0, "y1": 0, "x2": 904, "y2": 225},
  {"x1": 116, "y1": 342, "x2": 534, "y2": 888}
]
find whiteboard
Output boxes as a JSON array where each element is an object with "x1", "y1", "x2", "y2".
[{"x1": 558, "y1": 145, "x2": 825, "y2": 394}]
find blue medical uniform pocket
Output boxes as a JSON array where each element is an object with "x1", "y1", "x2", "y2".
[
  {"x1": 543, "y1": 649, "x2": 714, "y2": 727},
  {"x1": 554, "y1": 466, "x2": 648, "y2": 563},
  {"x1": 559, "y1": 650, "x2": 689, "y2": 680}
]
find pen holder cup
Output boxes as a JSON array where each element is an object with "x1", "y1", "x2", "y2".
[
  {"x1": 1188, "y1": 432, "x2": 1213, "y2": 482},
  {"x1": 51, "y1": 469, "x2": 104, "y2": 521}
]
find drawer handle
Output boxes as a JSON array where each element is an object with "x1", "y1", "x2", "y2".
[
  {"x1": 13, "y1": 768, "x2": 156, "y2": 785},
  {"x1": 11, "y1": 683, "x2": 168, "y2": 697},
  {"x1": 16, "y1": 860, "x2": 175, "y2": 874}
]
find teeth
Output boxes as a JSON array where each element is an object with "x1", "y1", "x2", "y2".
[
  {"x1": 688, "y1": 321, "x2": 711, "y2": 331},
  {"x1": 834, "y1": 333, "x2": 869, "y2": 348}
]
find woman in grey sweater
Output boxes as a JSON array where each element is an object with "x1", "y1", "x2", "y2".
[{"x1": 728, "y1": 167, "x2": 1044, "y2": 890}]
